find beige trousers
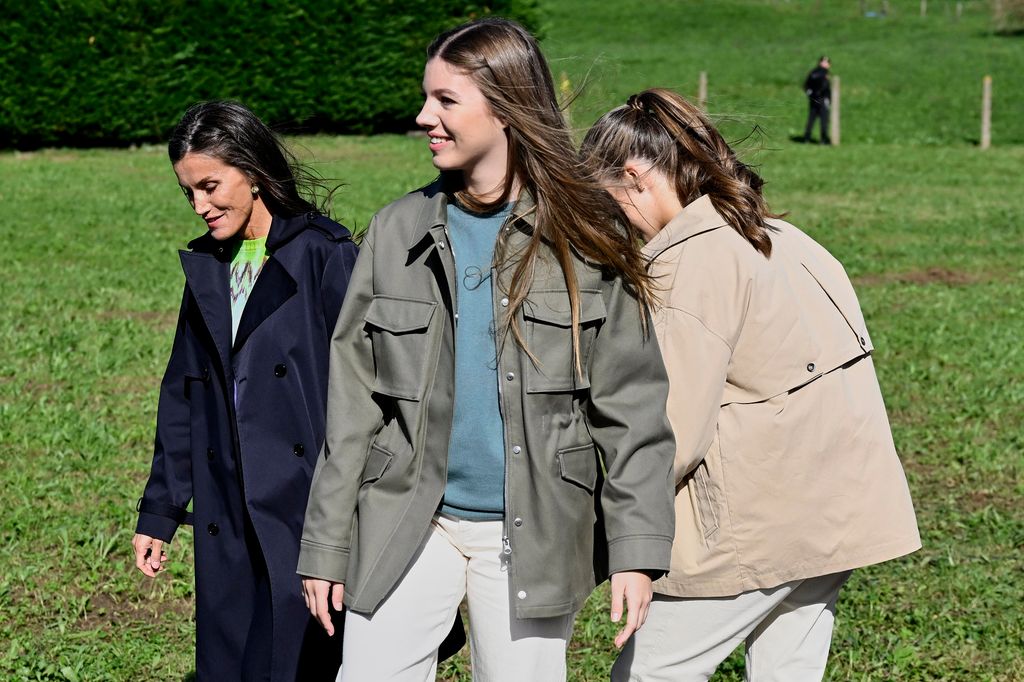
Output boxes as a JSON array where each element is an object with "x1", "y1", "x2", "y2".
[
  {"x1": 612, "y1": 570, "x2": 852, "y2": 682},
  {"x1": 339, "y1": 514, "x2": 575, "y2": 682}
]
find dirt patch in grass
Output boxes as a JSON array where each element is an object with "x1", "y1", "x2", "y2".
[
  {"x1": 22, "y1": 379, "x2": 68, "y2": 397},
  {"x1": 96, "y1": 309, "x2": 177, "y2": 330},
  {"x1": 76, "y1": 588, "x2": 194, "y2": 633},
  {"x1": 855, "y1": 267, "x2": 984, "y2": 287}
]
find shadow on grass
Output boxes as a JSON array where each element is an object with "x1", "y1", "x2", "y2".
[{"x1": 181, "y1": 673, "x2": 196, "y2": 682}]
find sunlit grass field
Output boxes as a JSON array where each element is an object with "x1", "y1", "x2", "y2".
[{"x1": 2, "y1": 1, "x2": 1023, "y2": 680}]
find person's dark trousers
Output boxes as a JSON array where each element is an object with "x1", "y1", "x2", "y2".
[{"x1": 803, "y1": 101, "x2": 830, "y2": 144}]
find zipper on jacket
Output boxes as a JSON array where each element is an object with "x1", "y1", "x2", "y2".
[
  {"x1": 442, "y1": 226, "x2": 459, "y2": 329},
  {"x1": 492, "y1": 262, "x2": 513, "y2": 561}
]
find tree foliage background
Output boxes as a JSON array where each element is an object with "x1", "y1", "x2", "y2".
[{"x1": 0, "y1": 0, "x2": 540, "y2": 149}]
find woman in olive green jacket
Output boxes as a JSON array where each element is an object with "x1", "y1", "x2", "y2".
[
  {"x1": 297, "y1": 20, "x2": 675, "y2": 681},
  {"x1": 583, "y1": 89, "x2": 920, "y2": 681}
]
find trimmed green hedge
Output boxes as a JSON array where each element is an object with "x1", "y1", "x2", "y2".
[{"x1": 0, "y1": 1, "x2": 540, "y2": 149}]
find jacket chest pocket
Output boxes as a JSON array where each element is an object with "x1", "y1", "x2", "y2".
[
  {"x1": 364, "y1": 295, "x2": 437, "y2": 401},
  {"x1": 522, "y1": 289, "x2": 606, "y2": 393}
]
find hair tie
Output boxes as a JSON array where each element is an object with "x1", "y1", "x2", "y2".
[{"x1": 626, "y1": 93, "x2": 649, "y2": 114}]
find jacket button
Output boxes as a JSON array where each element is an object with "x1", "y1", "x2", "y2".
[
  {"x1": 206, "y1": 447, "x2": 214, "y2": 461},
  {"x1": 514, "y1": 517, "x2": 523, "y2": 527},
  {"x1": 293, "y1": 443, "x2": 304, "y2": 457},
  {"x1": 505, "y1": 372, "x2": 515, "y2": 381},
  {"x1": 511, "y1": 445, "x2": 522, "y2": 455},
  {"x1": 201, "y1": 367, "x2": 209, "y2": 381},
  {"x1": 437, "y1": 241, "x2": 446, "y2": 250},
  {"x1": 207, "y1": 523, "x2": 219, "y2": 536},
  {"x1": 806, "y1": 362, "x2": 816, "y2": 372},
  {"x1": 500, "y1": 297, "x2": 509, "y2": 307},
  {"x1": 517, "y1": 590, "x2": 527, "y2": 599},
  {"x1": 274, "y1": 364, "x2": 287, "y2": 377},
  {"x1": 860, "y1": 336, "x2": 867, "y2": 346}
]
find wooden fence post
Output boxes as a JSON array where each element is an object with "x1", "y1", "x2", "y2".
[
  {"x1": 830, "y1": 75, "x2": 841, "y2": 146},
  {"x1": 981, "y1": 75, "x2": 992, "y2": 150},
  {"x1": 698, "y1": 71, "x2": 708, "y2": 109}
]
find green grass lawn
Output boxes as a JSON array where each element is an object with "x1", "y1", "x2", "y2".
[{"x1": 2, "y1": 1, "x2": 1023, "y2": 680}]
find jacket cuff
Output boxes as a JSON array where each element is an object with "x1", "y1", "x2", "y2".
[
  {"x1": 606, "y1": 535, "x2": 673, "y2": 577},
  {"x1": 135, "y1": 512, "x2": 180, "y2": 543},
  {"x1": 297, "y1": 541, "x2": 350, "y2": 583}
]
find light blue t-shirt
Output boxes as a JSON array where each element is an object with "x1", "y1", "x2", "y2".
[{"x1": 441, "y1": 201, "x2": 512, "y2": 520}]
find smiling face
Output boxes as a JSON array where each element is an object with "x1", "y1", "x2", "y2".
[
  {"x1": 172, "y1": 152, "x2": 272, "y2": 241},
  {"x1": 415, "y1": 57, "x2": 510, "y2": 199}
]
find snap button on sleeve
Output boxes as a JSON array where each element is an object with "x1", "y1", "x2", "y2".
[
  {"x1": 514, "y1": 517, "x2": 523, "y2": 527},
  {"x1": 500, "y1": 297, "x2": 509, "y2": 307},
  {"x1": 207, "y1": 523, "x2": 219, "y2": 536},
  {"x1": 274, "y1": 364, "x2": 287, "y2": 377},
  {"x1": 517, "y1": 591, "x2": 527, "y2": 599},
  {"x1": 505, "y1": 372, "x2": 515, "y2": 381},
  {"x1": 293, "y1": 443, "x2": 304, "y2": 457},
  {"x1": 511, "y1": 445, "x2": 522, "y2": 455}
]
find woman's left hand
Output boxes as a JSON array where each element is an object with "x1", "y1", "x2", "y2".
[{"x1": 609, "y1": 570, "x2": 653, "y2": 649}]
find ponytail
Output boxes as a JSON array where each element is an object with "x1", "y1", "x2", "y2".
[{"x1": 583, "y1": 88, "x2": 777, "y2": 257}]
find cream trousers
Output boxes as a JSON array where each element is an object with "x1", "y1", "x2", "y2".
[
  {"x1": 612, "y1": 570, "x2": 851, "y2": 682},
  {"x1": 339, "y1": 514, "x2": 575, "y2": 682}
]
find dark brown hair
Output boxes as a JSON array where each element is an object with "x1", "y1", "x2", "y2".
[
  {"x1": 427, "y1": 18, "x2": 654, "y2": 372},
  {"x1": 168, "y1": 100, "x2": 331, "y2": 217},
  {"x1": 582, "y1": 88, "x2": 778, "y2": 257}
]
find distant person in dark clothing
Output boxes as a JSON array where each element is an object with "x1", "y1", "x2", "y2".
[{"x1": 803, "y1": 56, "x2": 831, "y2": 144}]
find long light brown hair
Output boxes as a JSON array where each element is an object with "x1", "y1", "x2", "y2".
[
  {"x1": 427, "y1": 18, "x2": 654, "y2": 373},
  {"x1": 581, "y1": 88, "x2": 778, "y2": 257}
]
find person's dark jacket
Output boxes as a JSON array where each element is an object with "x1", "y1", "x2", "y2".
[
  {"x1": 804, "y1": 66, "x2": 831, "y2": 104},
  {"x1": 136, "y1": 212, "x2": 356, "y2": 681}
]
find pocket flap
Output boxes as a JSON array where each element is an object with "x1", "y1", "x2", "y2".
[
  {"x1": 557, "y1": 444, "x2": 598, "y2": 493},
  {"x1": 361, "y1": 445, "x2": 393, "y2": 484},
  {"x1": 364, "y1": 296, "x2": 436, "y2": 334},
  {"x1": 183, "y1": 366, "x2": 209, "y2": 382},
  {"x1": 522, "y1": 290, "x2": 606, "y2": 327}
]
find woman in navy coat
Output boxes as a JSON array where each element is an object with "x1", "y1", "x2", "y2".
[{"x1": 132, "y1": 100, "x2": 357, "y2": 681}]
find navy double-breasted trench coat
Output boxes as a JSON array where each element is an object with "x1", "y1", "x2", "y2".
[{"x1": 135, "y1": 211, "x2": 357, "y2": 680}]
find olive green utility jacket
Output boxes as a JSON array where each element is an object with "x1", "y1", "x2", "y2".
[{"x1": 297, "y1": 181, "x2": 675, "y2": 618}]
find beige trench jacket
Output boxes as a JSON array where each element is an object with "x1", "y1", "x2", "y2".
[{"x1": 643, "y1": 195, "x2": 920, "y2": 598}]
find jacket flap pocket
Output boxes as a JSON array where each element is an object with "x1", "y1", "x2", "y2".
[
  {"x1": 522, "y1": 289, "x2": 606, "y2": 327},
  {"x1": 183, "y1": 366, "x2": 209, "y2": 382},
  {"x1": 361, "y1": 445, "x2": 393, "y2": 484},
  {"x1": 557, "y1": 444, "x2": 598, "y2": 493},
  {"x1": 364, "y1": 296, "x2": 436, "y2": 334}
]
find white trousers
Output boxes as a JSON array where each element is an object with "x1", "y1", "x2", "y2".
[
  {"x1": 612, "y1": 570, "x2": 852, "y2": 682},
  {"x1": 339, "y1": 514, "x2": 575, "y2": 682}
]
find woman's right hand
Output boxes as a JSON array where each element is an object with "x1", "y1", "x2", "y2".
[
  {"x1": 132, "y1": 533, "x2": 168, "y2": 577},
  {"x1": 302, "y1": 578, "x2": 345, "y2": 636}
]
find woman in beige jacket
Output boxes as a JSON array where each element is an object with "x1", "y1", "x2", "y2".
[{"x1": 582, "y1": 89, "x2": 921, "y2": 681}]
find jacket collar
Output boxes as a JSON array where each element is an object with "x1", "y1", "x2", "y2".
[
  {"x1": 642, "y1": 194, "x2": 729, "y2": 262},
  {"x1": 186, "y1": 212, "x2": 314, "y2": 257},
  {"x1": 409, "y1": 179, "x2": 536, "y2": 248}
]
